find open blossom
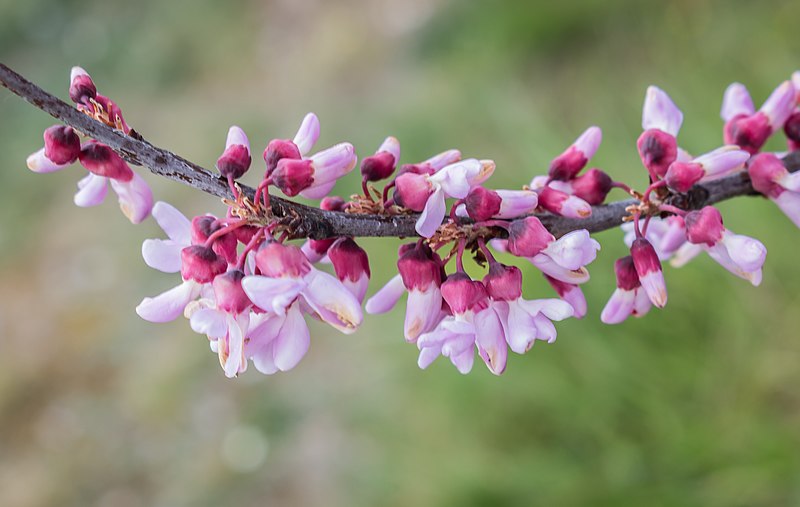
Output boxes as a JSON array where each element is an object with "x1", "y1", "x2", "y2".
[
  {"x1": 721, "y1": 80, "x2": 795, "y2": 154},
  {"x1": 748, "y1": 153, "x2": 800, "y2": 227},
  {"x1": 601, "y1": 256, "x2": 652, "y2": 324}
]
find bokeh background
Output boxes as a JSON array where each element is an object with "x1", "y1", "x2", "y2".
[{"x1": 2, "y1": 0, "x2": 800, "y2": 505}]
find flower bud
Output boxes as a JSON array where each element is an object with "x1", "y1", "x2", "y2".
[
  {"x1": 93, "y1": 95, "x2": 129, "y2": 133},
  {"x1": 397, "y1": 245, "x2": 441, "y2": 290},
  {"x1": 748, "y1": 153, "x2": 787, "y2": 198},
  {"x1": 544, "y1": 274, "x2": 587, "y2": 319},
  {"x1": 190, "y1": 216, "x2": 239, "y2": 264},
  {"x1": 684, "y1": 206, "x2": 725, "y2": 246},
  {"x1": 507, "y1": 216, "x2": 554, "y2": 258},
  {"x1": 570, "y1": 168, "x2": 612, "y2": 205},
  {"x1": 630, "y1": 238, "x2": 667, "y2": 308},
  {"x1": 538, "y1": 186, "x2": 591, "y2": 218},
  {"x1": 328, "y1": 238, "x2": 371, "y2": 301},
  {"x1": 255, "y1": 242, "x2": 310, "y2": 279},
  {"x1": 181, "y1": 245, "x2": 227, "y2": 283},
  {"x1": 483, "y1": 263, "x2": 522, "y2": 301},
  {"x1": 78, "y1": 141, "x2": 133, "y2": 181},
  {"x1": 321, "y1": 195, "x2": 346, "y2": 211},
  {"x1": 263, "y1": 139, "x2": 301, "y2": 177},
  {"x1": 441, "y1": 272, "x2": 488, "y2": 315},
  {"x1": 216, "y1": 126, "x2": 251, "y2": 179},
  {"x1": 272, "y1": 158, "x2": 314, "y2": 197},
  {"x1": 393, "y1": 172, "x2": 433, "y2": 211},
  {"x1": 361, "y1": 136, "x2": 400, "y2": 182},
  {"x1": 614, "y1": 255, "x2": 641, "y2": 290},
  {"x1": 724, "y1": 113, "x2": 771, "y2": 155},
  {"x1": 664, "y1": 161, "x2": 704, "y2": 193},
  {"x1": 464, "y1": 186, "x2": 502, "y2": 221},
  {"x1": 548, "y1": 126, "x2": 601, "y2": 181},
  {"x1": 43, "y1": 125, "x2": 81, "y2": 165},
  {"x1": 69, "y1": 66, "x2": 96, "y2": 104},
  {"x1": 637, "y1": 129, "x2": 678, "y2": 178},
  {"x1": 213, "y1": 269, "x2": 251, "y2": 314}
]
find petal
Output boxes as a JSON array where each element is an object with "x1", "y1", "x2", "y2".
[
  {"x1": 505, "y1": 300, "x2": 537, "y2": 354},
  {"x1": 241, "y1": 275, "x2": 304, "y2": 316},
  {"x1": 474, "y1": 308, "x2": 507, "y2": 375},
  {"x1": 560, "y1": 284, "x2": 587, "y2": 319},
  {"x1": 292, "y1": 113, "x2": 320, "y2": 156},
  {"x1": 777, "y1": 171, "x2": 800, "y2": 193},
  {"x1": 541, "y1": 229, "x2": 600, "y2": 270},
  {"x1": 142, "y1": 239, "x2": 184, "y2": 273},
  {"x1": 642, "y1": 85, "x2": 684, "y2": 136},
  {"x1": 190, "y1": 307, "x2": 227, "y2": 338},
  {"x1": 449, "y1": 347, "x2": 474, "y2": 374},
  {"x1": 273, "y1": 304, "x2": 311, "y2": 371},
  {"x1": 343, "y1": 272, "x2": 370, "y2": 304},
  {"x1": 423, "y1": 149, "x2": 461, "y2": 171},
  {"x1": 136, "y1": 281, "x2": 200, "y2": 323},
  {"x1": 721, "y1": 231, "x2": 766, "y2": 273},
  {"x1": 632, "y1": 288, "x2": 653, "y2": 317},
  {"x1": 600, "y1": 288, "x2": 635, "y2": 324},
  {"x1": 669, "y1": 242, "x2": 703, "y2": 268},
  {"x1": 573, "y1": 126, "x2": 603, "y2": 160},
  {"x1": 299, "y1": 179, "x2": 337, "y2": 200},
  {"x1": 74, "y1": 173, "x2": 108, "y2": 207},
  {"x1": 694, "y1": 145, "x2": 750, "y2": 178},
  {"x1": 309, "y1": 143, "x2": 357, "y2": 184},
  {"x1": 247, "y1": 313, "x2": 285, "y2": 375},
  {"x1": 109, "y1": 172, "x2": 153, "y2": 224},
  {"x1": 721, "y1": 83, "x2": 755, "y2": 121},
  {"x1": 301, "y1": 269, "x2": 363, "y2": 333},
  {"x1": 26, "y1": 147, "x2": 71, "y2": 173},
  {"x1": 773, "y1": 191, "x2": 800, "y2": 228},
  {"x1": 365, "y1": 274, "x2": 405, "y2": 314},
  {"x1": 530, "y1": 254, "x2": 591, "y2": 285},
  {"x1": 418, "y1": 342, "x2": 443, "y2": 369},
  {"x1": 404, "y1": 287, "x2": 443, "y2": 343},
  {"x1": 518, "y1": 297, "x2": 574, "y2": 321},
  {"x1": 415, "y1": 187, "x2": 446, "y2": 238},
  {"x1": 151, "y1": 201, "x2": 191, "y2": 244},
  {"x1": 430, "y1": 159, "x2": 482, "y2": 198},
  {"x1": 495, "y1": 190, "x2": 538, "y2": 218},
  {"x1": 760, "y1": 80, "x2": 795, "y2": 130},
  {"x1": 221, "y1": 313, "x2": 246, "y2": 378},
  {"x1": 532, "y1": 313, "x2": 558, "y2": 343},
  {"x1": 638, "y1": 270, "x2": 668, "y2": 308}
]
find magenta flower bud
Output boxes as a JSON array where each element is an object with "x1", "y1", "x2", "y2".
[
  {"x1": 328, "y1": 238, "x2": 371, "y2": 302},
  {"x1": 213, "y1": 269, "x2": 251, "y2": 314},
  {"x1": 441, "y1": 272, "x2": 488, "y2": 315},
  {"x1": 784, "y1": 112, "x2": 800, "y2": 150},
  {"x1": 181, "y1": 245, "x2": 227, "y2": 284},
  {"x1": 263, "y1": 139, "x2": 301, "y2": 177},
  {"x1": 664, "y1": 161, "x2": 705, "y2": 193},
  {"x1": 271, "y1": 158, "x2": 314, "y2": 197},
  {"x1": 464, "y1": 186, "x2": 502, "y2": 221},
  {"x1": 255, "y1": 242, "x2": 311, "y2": 279},
  {"x1": 43, "y1": 125, "x2": 81, "y2": 165},
  {"x1": 361, "y1": 136, "x2": 400, "y2": 182},
  {"x1": 684, "y1": 206, "x2": 725, "y2": 246},
  {"x1": 321, "y1": 195, "x2": 346, "y2": 211},
  {"x1": 724, "y1": 113, "x2": 771, "y2": 154},
  {"x1": 507, "y1": 216, "x2": 555, "y2": 258},
  {"x1": 190, "y1": 216, "x2": 238, "y2": 264},
  {"x1": 398, "y1": 245, "x2": 441, "y2": 291},
  {"x1": 570, "y1": 168, "x2": 612, "y2": 205},
  {"x1": 78, "y1": 141, "x2": 133, "y2": 181},
  {"x1": 544, "y1": 274, "x2": 587, "y2": 319},
  {"x1": 393, "y1": 172, "x2": 434, "y2": 211},
  {"x1": 637, "y1": 128, "x2": 678, "y2": 178},
  {"x1": 483, "y1": 263, "x2": 523, "y2": 301},
  {"x1": 748, "y1": 153, "x2": 788, "y2": 198},
  {"x1": 69, "y1": 66, "x2": 96, "y2": 104},
  {"x1": 548, "y1": 126, "x2": 601, "y2": 181},
  {"x1": 614, "y1": 256, "x2": 641, "y2": 290},
  {"x1": 630, "y1": 237, "x2": 667, "y2": 308},
  {"x1": 216, "y1": 126, "x2": 251, "y2": 179},
  {"x1": 538, "y1": 186, "x2": 592, "y2": 218}
]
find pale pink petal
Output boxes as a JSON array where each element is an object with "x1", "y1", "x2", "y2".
[
  {"x1": 760, "y1": 80, "x2": 795, "y2": 130},
  {"x1": 561, "y1": 284, "x2": 587, "y2": 319},
  {"x1": 272, "y1": 304, "x2": 310, "y2": 371},
  {"x1": 26, "y1": 147, "x2": 70, "y2": 173},
  {"x1": 489, "y1": 238, "x2": 509, "y2": 253},
  {"x1": 638, "y1": 270, "x2": 668, "y2": 308},
  {"x1": 418, "y1": 343, "x2": 443, "y2": 369},
  {"x1": 415, "y1": 187, "x2": 446, "y2": 238},
  {"x1": 518, "y1": 298, "x2": 574, "y2": 321},
  {"x1": 225, "y1": 125, "x2": 249, "y2": 151},
  {"x1": 777, "y1": 171, "x2": 800, "y2": 193},
  {"x1": 496, "y1": 190, "x2": 538, "y2": 218},
  {"x1": 377, "y1": 136, "x2": 400, "y2": 163},
  {"x1": 632, "y1": 288, "x2": 653, "y2": 317},
  {"x1": 74, "y1": 173, "x2": 108, "y2": 207},
  {"x1": 142, "y1": 239, "x2": 183, "y2": 273},
  {"x1": 301, "y1": 240, "x2": 326, "y2": 263},
  {"x1": 721, "y1": 83, "x2": 755, "y2": 121},
  {"x1": 528, "y1": 174, "x2": 549, "y2": 190},
  {"x1": 309, "y1": 143, "x2": 357, "y2": 184},
  {"x1": 440, "y1": 331, "x2": 476, "y2": 358},
  {"x1": 530, "y1": 254, "x2": 591, "y2": 284},
  {"x1": 247, "y1": 313, "x2": 284, "y2": 375},
  {"x1": 299, "y1": 179, "x2": 337, "y2": 200},
  {"x1": 533, "y1": 313, "x2": 558, "y2": 343},
  {"x1": 573, "y1": 126, "x2": 602, "y2": 159},
  {"x1": 365, "y1": 274, "x2": 405, "y2": 314},
  {"x1": 292, "y1": 113, "x2": 320, "y2": 156},
  {"x1": 642, "y1": 85, "x2": 684, "y2": 136},
  {"x1": 670, "y1": 242, "x2": 703, "y2": 268},
  {"x1": 772, "y1": 191, "x2": 800, "y2": 227},
  {"x1": 449, "y1": 347, "x2": 474, "y2": 374},
  {"x1": 721, "y1": 231, "x2": 766, "y2": 273},
  {"x1": 136, "y1": 280, "x2": 200, "y2": 323},
  {"x1": 600, "y1": 288, "x2": 635, "y2": 324},
  {"x1": 559, "y1": 195, "x2": 592, "y2": 218},
  {"x1": 505, "y1": 300, "x2": 537, "y2": 354},
  {"x1": 423, "y1": 149, "x2": 461, "y2": 171},
  {"x1": 151, "y1": 201, "x2": 192, "y2": 244},
  {"x1": 541, "y1": 229, "x2": 600, "y2": 270},
  {"x1": 676, "y1": 148, "x2": 693, "y2": 163},
  {"x1": 343, "y1": 272, "x2": 370, "y2": 303},
  {"x1": 109, "y1": 172, "x2": 153, "y2": 224},
  {"x1": 404, "y1": 287, "x2": 443, "y2": 343},
  {"x1": 430, "y1": 159, "x2": 480, "y2": 198},
  {"x1": 706, "y1": 243, "x2": 762, "y2": 285},
  {"x1": 301, "y1": 269, "x2": 363, "y2": 334},
  {"x1": 694, "y1": 146, "x2": 750, "y2": 178},
  {"x1": 241, "y1": 275, "x2": 304, "y2": 316},
  {"x1": 474, "y1": 308, "x2": 507, "y2": 375},
  {"x1": 221, "y1": 313, "x2": 247, "y2": 378},
  {"x1": 189, "y1": 307, "x2": 227, "y2": 338}
]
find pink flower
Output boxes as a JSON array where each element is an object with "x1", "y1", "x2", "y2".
[
  {"x1": 461, "y1": 187, "x2": 538, "y2": 221},
  {"x1": 327, "y1": 238, "x2": 371, "y2": 302},
  {"x1": 622, "y1": 216, "x2": 687, "y2": 261},
  {"x1": 361, "y1": 136, "x2": 400, "y2": 182},
  {"x1": 664, "y1": 145, "x2": 750, "y2": 193},
  {"x1": 216, "y1": 126, "x2": 251, "y2": 180},
  {"x1": 601, "y1": 256, "x2": 652, "y2": 324},
  {"x1": 630, "y1": 237, "x2": 668, "y2": 308},
  {"x1": 537, "y1": 186, "x2": 592, "y2": 218},
  {"x1": 548, "y1": 126, "x2": 602, "y2": 181},
  {"x1": 637, "y1": 86, "x2": 683, "y2": 178},
  {"x1": 721, "y1": 80, "x2": 795, "y2": 154},
  {"x1": 748, "y1": 153, "x2": 800, "y2": 227}
]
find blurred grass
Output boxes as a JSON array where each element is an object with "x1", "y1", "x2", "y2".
[{"x1": 2, "y1": 0, "x2": 800, "y2": 506}]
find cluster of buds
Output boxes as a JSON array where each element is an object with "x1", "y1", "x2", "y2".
[{"x1": 18, "y1": 65, "x2": 800, "y2": 378}]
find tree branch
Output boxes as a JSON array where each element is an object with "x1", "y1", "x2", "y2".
[{"x1": 2, "y1": 63, "x2": 798, "y2": 239}]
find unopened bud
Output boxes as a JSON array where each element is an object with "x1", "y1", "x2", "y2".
[
  {"x1": 213, "y1": 269, "x2": 251, "y2": 314},
  {"x1": 684, "y1": 206, "x2": 725, "y2": 246},
  {"x1": 483, "y1": 263, "x2": 523, "y2": 301},
  {"x1": 69, "y1": 66, "x2": 96, "y2": 104},
  {"x1": 263, "y1": 139, "x2": 301, "y2": 177},
  {"x1": 216, "y1": 126, "x2": 251, "y2": 179},
  {"x1": 507, "y1": 216, "x2": 554, "y2": 258},
  {"x1": 43, "y1": 125, "x2": 81, "y2": 165},
  {"x1": 272, "y1": 158, "x2": 314, "y2": 197},
  {"x1": 181, "y1": 245, "x2": 227, "y2": 283}
]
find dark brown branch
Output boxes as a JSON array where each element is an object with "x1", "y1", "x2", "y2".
[{"x1": 2, "y1": 63, "x2": 798, "y2": 240}]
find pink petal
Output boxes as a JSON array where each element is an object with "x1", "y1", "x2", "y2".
[
  {"x1": 225, "y1": 125, "x2": 250, "y2": 151},
  {"x1": 417, "y1": 342, "x2": 443, "y2": 369},
  {"x1": 721, "y1": 83, "x2": 755, "y2": 121},
  {"x1": 642, "y1": 85, "x2": 684, "y2": 136},
  {"x1": 365, "y1": 274, "x2": 405, "y2": 315},
  {"x1": 26, "y1": 147, "x2": 70, "y2": 173},
  {"x1": 533, "y1": 313, "x2": 558, "y2": 343},
  {"x1": 632, "y1": 288, "x2": 652, "y2": 317},
  {"x1": 299, "y1": 179, "x2": 337, "y2": 200},
  {"x1": 530, "y1": 254, "x2": 591, "y2": 284},
  {"x1": 773, "y1": 191, "x2": 800, "y2": 228},
  {"x1": 638, "y1": 270, "x2": 668, "y2": 308},
  {"x1": 309, "y1": 143, "x2": 357, "y2": 184},
  {"x1": 136, "y1": 280, "x2": 200, "y2": 323},
  {"x1": 190, "y1": 307, "x2": 227, "y2": 338},
  {"x1": 495, "y1": 190, "x2": 538, "y2": 218},
  {"x1": 694, "y1": 146, "x2": 750, "y2": 178},
  {"x1": 519, "y1": 298, "x2": 574, "y2": 321},
  {"x1": 541, "y1": 229, "x2": 600, "y2": 270},
  {"x1": 415, "y1": 187, "x2": 446, "y2": 238},
  {"x1": 241, "y1": 275, "x2": 304, "y2": 316},
  {"x1": 448, "y1": 347, "x2": 474, "y2": 374},
  {"x1": 292, "y1": 113, "x2": 320, "y2": 156},
  {"x1": 573, "y1": 126, "x2": 602, "y2": 159},
  {"x1": 760, "y1": 80, "x2": 795, "y2": 130},
  {"x1": 600, "y1": 288, "x2": 635, "y2": 324},
  {"x1": 560, "y1": 284, "x2": 587, "y2": 319},
  {"x1": 423, "y1": 149, "x2": 461, "y2": 171},
  {"x1": 221, "y1": 313, "x2": 247, "y2": 378},
  {"x1": 301, "y1": 269, "x2": 363, "y2": 334},
  {"x1": 430, "y1": 159, "x2": 479, "y2": 198},
  {"x1": 377, "y1": 136, "x2": 400, "y2": 164},
  {"x1": 474, "y1": 308, "x2": 507, "y2": 375},
  {"x1": 505, "y1": 300, "x2": 537, "y2": 354},
  {"x1": 247, "y1": 313, "x2": 284, "y2": 375},
  {"x1": 670, "y1": 242, "x2": 703, "y2": 268},
  {"x1": 343, "y1": 272, "x2": 370, "y2": 303},
  {"x1": 109, "y1": 172, "x2": 153, "y2": 224},
  {"x1": 74, "y1": 173, "x2": 108, "y2": 207},
  {"x1": 777, "y1": 172, "x2": 800, "y2": 193},
  {"x1": 142, "y1": 239, "x2": 183, "y2": 273},
  {"x1": 721, "y1": 231, "x2": 766, "y2": 273},
  {"x1": 151, "y1": 201, "x2": 191, "y2": 244},
  {"x1": 404, "y1": 287, "x2": 443, "y2": 343},
  {"x1": 272, "y1": 304, "x2": 310, "y2": 371}
]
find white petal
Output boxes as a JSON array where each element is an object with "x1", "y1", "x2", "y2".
[
  {"x1": 151, "y1": 201, "x2": 191, "y2": 244},
  {"x1": 74, "y1": 173, "x2": 108, "y2": 207},
  {"x1": 142, "y1": 239, "x2": 183, "y2": 273},
  {"x1": 600, "y1": 288, "x2": 635, "y2": 324},
  {"x1": 299, "y1": 179, "x2": 337, "y2": 200},
  {"x1": 773, "y1": 191, "x2": 800, "y2": 228},
  {"x1": 505, "y1": 300, "x2": 537, "y2": 354},
  {"x1": 190, "y1": 307, "x2": 227, "y2": 338},
  {"x1": 273, "y1": 304, "x2": 310, "y2": 371},
  {"x1": 136, "y1": 281, "x2": 200, "y2": 323},
  {"x1": 449, "y1": 347, "x2": 475, "y2": 374},
  {"x1": 109, "y1": 172, "x2": 153, "y2": 224},
  {"x1": 474, "y1": 308, "x2": 507, "y2": 375},
  {"x1": 720, "y1": 83, "x2": 755, "y2": 121},
  {"x1": 26, "y1": 147, "x2": 70, "y2": 173},
  {"x1": 541, "y1": 229, "x2": 600, "y2": 271},
  {"x1": 642, "y1": 85, "x2": 684, "y2": 136},
  {"x1": 530, "y1": 254, "x2": 591, "y2": 284},
  {"x1": 404, "y1": 288, "x2": 443, "y2": 343}
]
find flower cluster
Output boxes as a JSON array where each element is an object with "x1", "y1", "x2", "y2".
[{"x1": 18, "y1": 65, "x2": 800, "y2": 378}]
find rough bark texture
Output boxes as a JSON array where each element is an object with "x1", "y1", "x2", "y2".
[{"x1": 2, "y1": 63, "x2": 798, "y2": 239}]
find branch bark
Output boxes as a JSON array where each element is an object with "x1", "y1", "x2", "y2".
[{"x1": 2, "y1": 63, "x2": 798, "y2": 239}]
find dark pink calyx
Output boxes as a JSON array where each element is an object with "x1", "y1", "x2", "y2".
[
  {"x1": 537, "y1": 185, "x2": 591, "y2": 218},
  {"x1": 213, "y1": 269, "x2": 251, "y2": 314},
  {"x1": 748, "y1": 153, "x2": 787, "y2": 198},
  {"x1": 263, "y1": 139, "x2": 301, "y2": 177},
  {"x1": 548, "y1": 146, "x2": 588, "y2": 181},
  {"x1": 181, "y1": 245, "x2": 227, "y2": 284},
  {"x1": 328, "y1": 238, "x2": 370, "y2": 282},
  {"x1": 397, "y1": 245, "x2": 441, "y2": 290},
  {"x1": 78, "y1": 141, "x2": 133, "y2": 181},
  {"x1": 724, "y1": 113, "x2": 771, "y2": 154},
  {"x1": 483, "y1": 263, "x2": 522, "y2": 301},
  {"x1": 272, "y1": 158, "x2": 314, "y2": 197},
  {"x1": 664, "y1": 162, "x2": 704, "y2": 193},
  {"x1": 233, "y1": 225, "x2": 260, "y2": 244},
  {"x1": 217, "y1": 145, "x2": 251, "y2": 180},
  {"x1": 507, "y1": 216, "x2": 554, "y2": 258},
  {"x1": 784, "y1": 112, "x2": 800, "y2": 143},
  {"x1": 614, "y1": 256, "x2": 641, "y2": 290},
  {"x1": 684, "y1": 206, "x2": 724, "y2": 246},
  {"x1": 393, "y1": 172, "x2": 433, "y2": 211},
  {"x1": 307, "y1": 238, "x2": 336, "y2": 256},
  {"x1": 255, "y1": 242, "x2": 310, "y2": 279},
  {"x1": 570, "y1": 168, "x2": 612, "y2": 205},
  {"x1": 637, "y1": 128, "x2": 678, "y2": 178},
  {"x1": 190, "y1": 216, "x2": 238, "y2": 263},
  {"x1": 441, "y1": 272, "x2": 488, "y2": 314},
  {"x1": 464, "y1": 186, "x2": 502, "y2": 221},
  {"x1": 361, "y1": 151, "x2": 396, "y2": 182},
  {"x1": 630, "y1": 238, "x2": 662, "y2": 277},
  {"x1": 43, "y1": 125, "x2": 81, "y2": 165},
  {"x1": 320, "y1": 195, "x2": 346, "y2": 212}
]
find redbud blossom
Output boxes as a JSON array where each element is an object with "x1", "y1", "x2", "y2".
[
  {"x1": 537, "y1": 186, "x2": 592, "y2": 218},
  {"x1": 548, "y1": 126, "x2": 602, "y2": 181},
  {"x1": 748, "y1": 153, "x2": 800, "y2": 227},
  {"x1": 69, "y1": 66, "x2": 97, "y2": 104},
  {"x1": 663, "y1": 145, "x2": 750, "y2": 193},
  {"x1": 216, "y1": 126, "x2": 251, "y2": 179},
  {"x1": 361, "y1": 136, "x2": 400, "y2": 182},
  {"x1": 328, "y1": 238, "x2": 371, "y2": 302},
  {"x1": 263, "y1": 112, "x2": 319, "y2": 176},
  {"x1": 722, "y1": 80, "x2": 795, "y2": 154},
  {"x1": 630, "y1": 237, "x2": 668, "y2": 308},
  {"x1": 601, "y1": 256, "x2": 652, "y2": 324}
]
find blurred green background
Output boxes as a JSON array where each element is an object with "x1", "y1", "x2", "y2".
[{"x1": 2, "y1": 0, "x2": 800, "y2": 505}]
